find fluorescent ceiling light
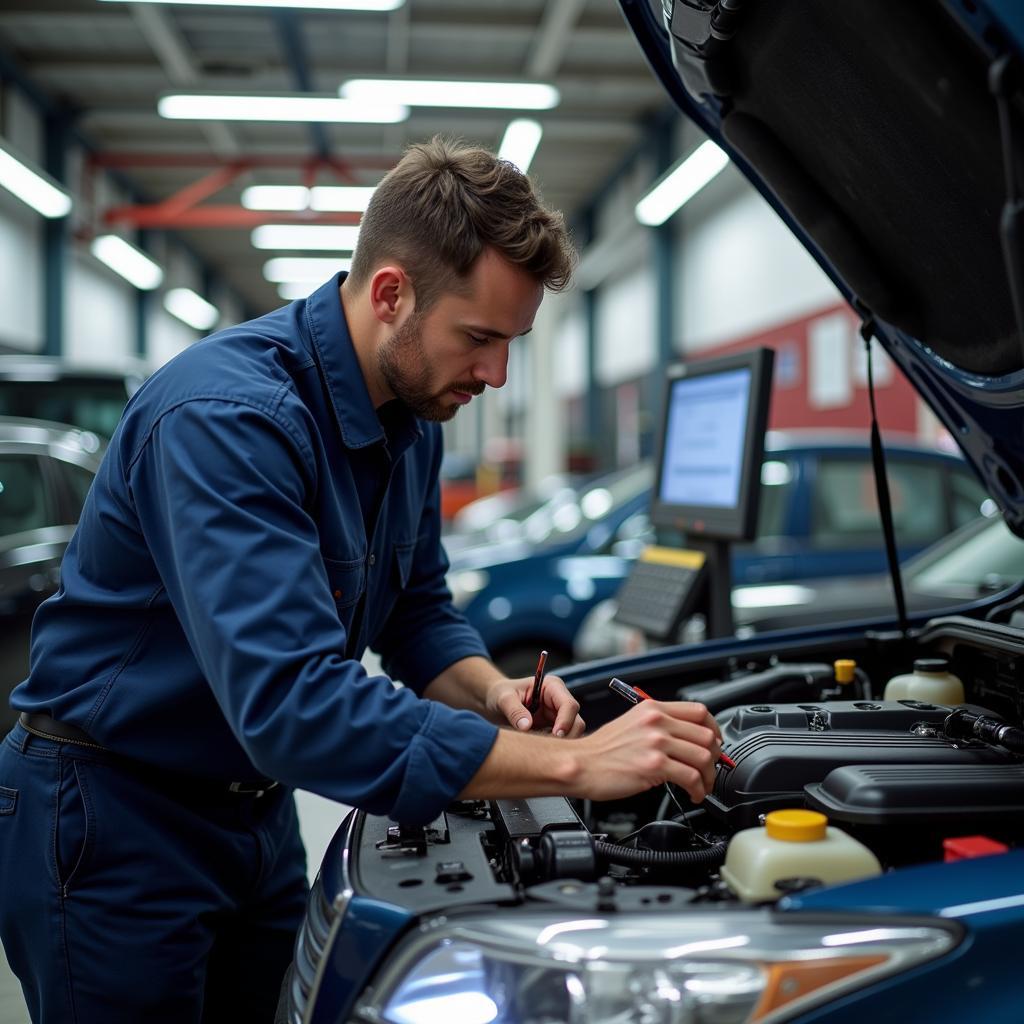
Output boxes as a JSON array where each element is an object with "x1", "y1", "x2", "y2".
[
  {"x1": 164, "y1": 288, "x2": 220, "y2": 332},
  {"x1": 251, "y1": 224, "x2": 360, "y2": 251},
  {"x1": 241, "y1": 185, "x2": 375, "y2": 212},
  {"x1": 278, "y1": 282, "x2": 317, "y2": 301},
  {"x1": 310, "y1": 186, "x2": 376, "y2": 212},
  {"x1": 340, "y1": 79, "x2": 559, "y2": 110},
  {"x1": 100, "y1": 0, "x2": 404, "y2": 10},
  {"x1": 263, "y1": 257, "x2": 352, "y2": 283},
  {"x1": 90, "y1": 235, "x2": 164, "y2": 291},
  {"x1": 498, "y1": 119, "x2": 543, "y2": 173},
  {"x1": 635, "y1": 140, "x2": 729, "y2": 226},
  {"x1": 158, "y1": 94, "x2": 407, "y2": 123},
  {"x1": 241, "y1": 186, "x2": 310, "y2": 211},
  {"x1": 0, "y1": 138, "x2": 72, "y2": 219}
]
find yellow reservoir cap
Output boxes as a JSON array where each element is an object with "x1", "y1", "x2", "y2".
[
  {"x1": 765, "y1": 809, "x2": 828, "y2": 842},
  {"x1": 834, "y1": 659, "x2": 856, "y2": 684}
]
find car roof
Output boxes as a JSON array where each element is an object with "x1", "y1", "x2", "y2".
[
  {"x1": 0, "y1": 355, "x2": 146, "y2": 382},
  {"x1": 0, "y1": 416, "x2": 105, "y2": 458},
  {"x1": 765, "y1": 429, "x2": 963, "y2": 458}
]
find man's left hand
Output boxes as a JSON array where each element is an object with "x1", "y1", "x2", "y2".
[{"x1": 487, "y1": 674, "x2": 585, "y2": 738}]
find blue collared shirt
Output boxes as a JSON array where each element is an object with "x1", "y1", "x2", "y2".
[{"x1": 12, "y1": 274, "x2": 498, "y2": 823}]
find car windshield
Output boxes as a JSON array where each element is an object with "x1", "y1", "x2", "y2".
[
  {"x1": 525, "y1": 462, "x2": 654, "y2": 548},
  {"x1": 910, "y1": 516, "x2": 1024, "y2": 597},
  {"x1": 0, "y1": 379, "x2": 130, "y2": 439}
]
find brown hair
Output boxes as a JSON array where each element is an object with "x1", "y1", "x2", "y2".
[{"x1": 347, "y1": 136, "x2": 576, "y2": 311}]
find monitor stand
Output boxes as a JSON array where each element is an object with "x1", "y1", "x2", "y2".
[
  {"x1": 686, "y1": 536, "x2": 734, "y2": 639},
  {"x1": 612, "y1": 536, "x2": 735, "y2": 645}
]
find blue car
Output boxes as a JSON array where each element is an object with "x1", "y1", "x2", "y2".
[
  {"x1": 447, "y1": 434, "x2": 987, "y2": 675},
  {"x1": 282, "y1": 2, "x2": 1024, "y2": 1022}
]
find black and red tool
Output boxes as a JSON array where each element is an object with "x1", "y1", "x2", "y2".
[{"x1": 608, "y1": 677, "x2": 736, "y2": 768}]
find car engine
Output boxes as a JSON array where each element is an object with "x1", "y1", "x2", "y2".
[{"x1": 353, "y1": 619, "x2": 1024, "y2": 912}]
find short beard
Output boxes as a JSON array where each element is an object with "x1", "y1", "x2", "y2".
[{"x1": 377, "y1": 314, "x2": 482, "y2": 422}]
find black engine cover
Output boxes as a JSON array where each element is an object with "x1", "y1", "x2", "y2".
[{"x1": 708, "y1": 699, "x2": 1014, "y2": 829}]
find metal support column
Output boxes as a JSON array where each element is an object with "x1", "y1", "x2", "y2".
[
  {"x1": 43, "y1": 111, "x2": 70, "y2": 357},
  {"x1": 578, "y1": 210, "x2": 604, "y2": 471},
  {"x1": 135, "y1": 228, "x2": 151, "y2": 359},
  {"x1": 648, "y1": 117, "x2": 677, "y2": 457},
  {"x1": 583, "y1": 286, "x2": 602, "y2": 471}
]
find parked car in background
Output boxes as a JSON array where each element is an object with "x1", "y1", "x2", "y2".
[
  {"x1": 448, "y1": 433, "x2": 988, "y2": 675},
  {"x1": 0, "y1": 417, "x2": 103, "y2": 732},
  {"x1": 576, "y1": 509, "x2": 1014, "y2": 660},
  {"x1": 0, "y1": 355, "x2": 145, "y2": 440},
  {"x1": 442, "y1": 474, "x2": 584, "y2": 560}
]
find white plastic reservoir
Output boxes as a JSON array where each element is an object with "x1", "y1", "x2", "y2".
[
  {"x1": 883, "y1": 657, "x2": 964, "y2": 705},
  {"x1": 721, "y1": 809, "x2": 882, "y2": 903}
]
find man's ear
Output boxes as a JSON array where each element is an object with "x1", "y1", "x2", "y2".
[{"x1": 368, "y1": 266, "x2": 414, "y2": 325}]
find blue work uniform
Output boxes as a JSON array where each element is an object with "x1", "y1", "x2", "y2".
[{"x1": 0, "y1": 273, "x2": 499, "y2": 1022}]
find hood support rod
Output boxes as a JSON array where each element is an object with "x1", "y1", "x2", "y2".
[
  {"x1": 860, "y1": 316, "x2": 909, "y2": 640},
  {"x1": 989, "y1": 55, "x2": 1024, "y2": 366}
]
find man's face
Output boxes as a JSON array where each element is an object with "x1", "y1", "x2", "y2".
[{"x1": 377, "y1": 248, "x2": 544, "y2": 422}]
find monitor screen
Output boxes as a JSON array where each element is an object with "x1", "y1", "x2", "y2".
[
  {"x1": 650, "y1": 348, "x2": 774, "y2": 540},
  {"x1": 659, "y1": 367, "x2": 751, "y2": 509}
]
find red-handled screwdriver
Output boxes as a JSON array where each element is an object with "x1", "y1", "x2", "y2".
[{"x1": 608, "y1": 677, "x2": 736, "y2": 769}]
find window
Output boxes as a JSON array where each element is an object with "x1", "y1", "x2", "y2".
[
  {"x1": 0, "y1": 378, "x2": 130, "y2": 439},
  {"x1": 949, "y1": 469, "x2": 990, "y2": 528},
  {"x1": 57, "y1": 461, "x2": 97, "y2": 520},
  {"x1": 756, "y1": 459, "x2": 794, "y2": 538},
  {"x1": 813, "y1": 457, "x2": 944, "y2": 548},
  {"x1": 0, "y1": 455, "x2": 50, "y2": 537}
]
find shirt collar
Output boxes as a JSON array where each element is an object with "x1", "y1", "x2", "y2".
[{"x1": 303, "y1": 272, "x2": 423, "y2": 452}]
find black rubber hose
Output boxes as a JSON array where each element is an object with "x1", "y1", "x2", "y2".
[{"x1": 594, "y1": 839, "x2": 728, "y2": 868}]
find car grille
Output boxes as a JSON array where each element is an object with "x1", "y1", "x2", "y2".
[{"x1": 287, "y1": 872, "x2": 340, "y2": 1024}]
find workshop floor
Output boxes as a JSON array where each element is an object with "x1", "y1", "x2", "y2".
[{"x1": 0, "y1": 788, "x2": 353, "y2": 1022}]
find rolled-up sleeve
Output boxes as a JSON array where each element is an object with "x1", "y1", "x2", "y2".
[
  {"x1": 127, "y1": 396, "x2": 497, "y2": 823},
  {"x1": 373, "y1": 427, "x2": 491, "y2": 692}
]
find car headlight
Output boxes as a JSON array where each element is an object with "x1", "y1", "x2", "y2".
[
  {"x1": 351, "y1": 911, "x2": 958, "y2": 1024},
  {"x1": 447, "y1": 569, "x2": 489, "y2": 609}
]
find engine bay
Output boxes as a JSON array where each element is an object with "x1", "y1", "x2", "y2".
[{"x1": 353, "y1": 616, "x2": 1024, "y2": 912}]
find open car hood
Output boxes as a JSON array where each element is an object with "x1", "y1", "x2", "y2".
[{"x1": 622, "y1": 0, "x2": 1024, "y2": 534}]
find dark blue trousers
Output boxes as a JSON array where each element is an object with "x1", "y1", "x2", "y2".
[{"x1": 0, "y1": 723, "x2": 309, "y2": 1023}]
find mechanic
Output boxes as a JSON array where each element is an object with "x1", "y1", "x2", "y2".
[{"x1": 0, "y1": 137, "x2": 723, "y2": 1023}]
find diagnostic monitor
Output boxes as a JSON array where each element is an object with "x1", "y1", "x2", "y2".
[{"x1": 649, "y1": 348, "x2": 774, "y2": 541}]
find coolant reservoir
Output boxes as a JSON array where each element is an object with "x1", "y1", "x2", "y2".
[
  {"x1": 720, "y1": 809, "x2": 881, "y2": 903},
  {"x1": 883, "y1": 657, "x2": 964, "y2": 704}
]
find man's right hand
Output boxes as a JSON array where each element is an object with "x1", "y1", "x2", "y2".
[
  {"x1": 458, "y1": 698, "x2": 723, "y2": 805},
  {"x1": 568, "y1": 700, "x2": 722, "y2": 804}
]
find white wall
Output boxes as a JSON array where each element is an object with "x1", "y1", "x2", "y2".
[
  {"x1": 675, "y1": 166, "x2": 840, "y2": 352},
  {"x1": 554, "y1": 294, "x2": 587, "y2": 399},
  {"x1": 0, "y1": 188, "x2": 43, "y2": 352},
  {"x1": 65, "y1": 251, "x2": 135, "y2": 365},
  {"x1": 0, "y1": 89, "x2": 46, "y2": 352},
  {"x1": 147, "y1": 308, "x2": 198, "y2": 369},
  {"x1": 595, "y1": 264, "x2": 656, "y2": 386}
]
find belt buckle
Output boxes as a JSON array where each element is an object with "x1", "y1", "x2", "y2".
[{"x1": 228, "y1": 780, "x2": 279, "y2": 798}]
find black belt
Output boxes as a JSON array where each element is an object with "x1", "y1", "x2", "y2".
[{"x1": 18, "y1": 712, "x2": 279, "y2": 797}]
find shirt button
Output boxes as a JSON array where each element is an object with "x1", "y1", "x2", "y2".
[{"x1": 368, "y1": 554, "x2": 376, "y2": 567}]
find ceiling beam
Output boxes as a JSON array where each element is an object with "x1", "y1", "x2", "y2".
[
  {"x1": 527, "y1": 0, "x2": 587, "y2": 79},
  {"x1": 104, "y1": 204, "x2": 362, "y2": 229},
  {"x1": 271, "y1": 9, "x2": 331, "y2": 162},
  {"x1": 90, "y1": 152, "x2": 398, "y2": 170},
  {"x1": 130, "y1": 4, "x2": 240, "y2": 158}
]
